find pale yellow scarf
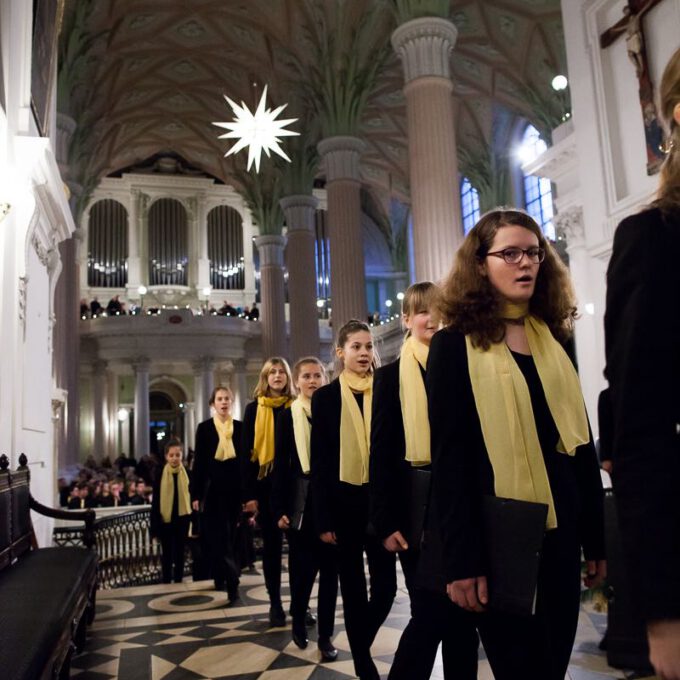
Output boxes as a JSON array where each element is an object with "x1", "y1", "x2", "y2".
[
  {"x1": 466, "y1": 303, "x2": 589, "y2": 528},
  {"x1": 291, "y1": 395, "x2": 312, "y2": 474},
  {"x1": 339, "y1": 370, "x2": 373, "y2": 485},
  {"x1": 160, "y1": 463, "x2": 191, "y2": 523},
  {"x1": 399, "y1": 336, "x2": 431, "y2": 466},
  {"x1": 252, "y1": 395, "x2": 292, "y2": 479},
  {"x1": 213, "y1": 415, "x2": 236, "y2": 461}
]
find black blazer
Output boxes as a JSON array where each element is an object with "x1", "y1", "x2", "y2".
[
  {"x1": 191, "y1": 418, "x2": 243, "y2": 520},
  {"x1": 241, "y1": 399, "x2": 289, "y2": 503},
  {"x1": 605, "y1": 206, "x2": 680, "y2": 622},
  {"x1": 150, "y1": 467, "x2": 192, "y2": 538},
  {"x1": 427, "y1": 327, "x2": 605, "y2": 584},
  {"x1": 271, "y1": 408, "x2": 313, "y2": 526},
  {"x1": 369, "y1": 359, "x2": 431, "y2": 540}
]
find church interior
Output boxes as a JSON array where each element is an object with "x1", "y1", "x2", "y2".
[{"x1": 1, "y1": 0, "x2": 678, "y2": 678}]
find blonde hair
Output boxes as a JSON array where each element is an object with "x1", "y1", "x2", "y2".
[
  {"x1": 657, "y1": 46, "x2": 680, "y2": 210},
  {"x1": 401, "y1": 281, "x2": 440, "y2": 337},
  {"x1": 253, "y1": 357, "x2": 294, "y2": 398},
  {"x1": 292, "y1": 356, "x2": 327, "y2": 384}
]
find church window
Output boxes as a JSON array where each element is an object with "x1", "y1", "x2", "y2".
[
  {"x1": 87, "y1": 199, "x2": 128, "y2": 288},
  {"x1": 460, "y1": 177, "x2": 480, "y2": 234},
  {"x1": 520, "y1": 125, "x2": 555, "y2": 240}
]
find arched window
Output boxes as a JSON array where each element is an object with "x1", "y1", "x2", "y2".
[
  {"x1": 315, "y1": 209, "x2": 330, "y2": 301},
  {"x1": 208, "y1": 206, "x2": 245, "y2": 290},
  {"x1": 460, "y1": 177, "x2": 480, "y2": 234},
  {"x1": 148, "y1": 199, "x2": 188, "y2": 286},
  {"x1": 87, "y1": 199, "x2": 128, "y2": 288},
  {"x1": 520, "y1": 125, "x2": 555, "y2": 240}
]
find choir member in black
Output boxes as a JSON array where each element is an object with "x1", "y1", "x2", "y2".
[
  {"x1": 370, "y1": 282, "x2": 479, "y2": 680},
  {"x1": 191, "y1": 386, "x2": 243, "y2": 604},
  {"x1": 427, "y1": 209, "x2": 606, "y2": 680},
  {"x1": 272, "y1": 357, "x2": 339, "y2": 660},
  {"x1": 242, "y1": 357, "x2": 294, "y2": 626},
  {"x1": 150, "y1": 439, "x2": 191, "y2": 584},
  {"x1": 605, "y1": 47, "x2": 680, "y2": 680},
  {"x1": 311, "y1": 320, "x2": 396, "y2": 680}
]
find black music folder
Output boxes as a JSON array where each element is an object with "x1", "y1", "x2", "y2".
[
  {"x1": 290, "y1": 477, "x2": 310, "y2": 531},
  {"x1": 402, "y1": 468, "x2": 432, "y2": 549},
  {"x1": 481, "y1": 495, "x2": 548, "y2": 617}
]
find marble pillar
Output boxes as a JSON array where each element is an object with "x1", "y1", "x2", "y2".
[
  {"x1": 280, "y1": 194, "x2": 320, "y2": 360},
  {"x1": 392, "y1": 17, "x2": 463, "y2": 283},
  {"x1": 193, "y1": 357, "x2": 215, "y2": 423},
  {"x1": 317, "y1": 136, "x2": 368, "y2": 329},
  {"x1": 253, "y1": 235, "x2": 287, "y2": 359},
  {"x1": 231, "y1": 359, "x2": 250, "y2": 421},
  {"x1": 133, "y1": 358, "x2": 151, "y2": 458},
  {"x1": 183, "y1": 402, "x2": 196, "y2": 451},
  {"x1": 127, "y1": 189, "x2": 142, "y2": 298},
  {"x1": 555, "y1": 207, "x2": 602, "y2": 425},
  {"x1": 92, "y1": 359, "x2": 108, "y2": 459}
]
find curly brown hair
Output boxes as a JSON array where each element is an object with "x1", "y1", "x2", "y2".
[{"x1": 440, "y1": 208, "x2": 577, "y2": 349}]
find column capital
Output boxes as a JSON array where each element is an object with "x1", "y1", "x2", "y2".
[
  {"x1": 254, "y1": 234, "x2": 287, "y2": 268},
  {"x1": 391, "y1": 16, "x2": 458, "y2": 83},
  {"x1": 317, "y1": 136, "x2": 366, "y2": 183},
  {"x1": 280, "y1": 194, "x2": 319, "y2": 234},
  {"x1": 92, "y1": 358, "x2": 108, "y2": 374},
  {"x1": 231, "y1": 358, "x2": 248, "y2": 372},
  {"x1": 555, "y1": 206, "x2": 585, "y2": 248},
  {"x1": 192, "y1": 356, "x2": 215, "y2": 374},
  {"x1": 132, "y1": 357, "x2": 151, "y2": 373}
]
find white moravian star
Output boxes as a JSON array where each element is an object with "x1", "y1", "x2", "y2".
[{"x1": 213, "y1": 85, "x2": 299, "y2": 172}]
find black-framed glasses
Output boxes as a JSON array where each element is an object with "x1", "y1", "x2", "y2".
[{"x1": 486, "y1": 247, "x2": 545, "y2": 264}]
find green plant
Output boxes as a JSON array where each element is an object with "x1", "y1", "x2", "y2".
[
  {"x1": 234, "y1": 163, "x2": 285, "y2": 236},
  {"x1": 392, "y1": 0, "x2": 450, "y2": 23}
]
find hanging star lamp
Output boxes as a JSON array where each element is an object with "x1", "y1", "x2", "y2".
[{"x1": 213, "y1": 85, "x2": 299, "y2": 172}]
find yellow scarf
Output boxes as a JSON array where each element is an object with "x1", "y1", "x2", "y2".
[
  {"x1": 159, "y1": 463, "x2": 191, "y2": 523},
  {"x1": 213, "y1": 415, "x2": 236, "y2": 461},
  {"x1": 339, "y1": 370, "x2": 373, "y2": 485},
  {"x1": 466, "y1": 303, "x2": 589, "y2": 529},
  {"x1": 399, "y1": 336, "x2": 431, "y2": 466},
  {"x1": 252, "y1": 395, "x2": 292, "y2": 479},
  {"x1": 291, "y1": 395, "x2": 312, "y2": 474}
]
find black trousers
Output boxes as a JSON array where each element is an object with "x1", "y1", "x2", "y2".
[
  {"x1": 388, "y1": 549, "x2": 479, "y2": 680},
  {"x1": 336, "y1": 517, "x2": 397, "y2": 679},
  {"x1": 159, "y1": 516, "x2": 190, "y2": 584},
  {"x1": 258, "y1": 496, "x2": 284, "y2": 608},
  {"x1": 204, "y1": 509, "x2": 240, "y2": 596},
  {"x1": 288, "y1": 522, "x2": 338, "y2": 638},
  {"x1": 478, "y1": 527, "x2": 582, "y2": 680}
]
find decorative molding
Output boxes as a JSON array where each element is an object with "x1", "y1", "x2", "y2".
[
  {"x1": 555, "y1": 206, "x2": 585, "y2": 248},
  {"x1": 280, "y1": 194, "x2": 318, "y2": 233},
  {"x1": 317, "y1": 136, "x2": 366, "y2": 182},
  {"x1": 391, "y1": 17, "x2": 458, "y2": 83},
  {"x1": 18, "y1": 275, "x2": 28, "y2": 330},
  {"x1": 253, "y1": 235, "x2": 286, "y2": 268},
  {"x1": 132, "y1": 357, "x2": 151, "y2": 373}
]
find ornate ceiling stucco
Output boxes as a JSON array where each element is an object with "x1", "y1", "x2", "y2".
[{"x1": 59, "y1": 0, "x2": 567, "y2": 202}]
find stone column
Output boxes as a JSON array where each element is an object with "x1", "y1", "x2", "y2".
[
  {"x1": 253, "y1": 235, "x2": 287, "y2": 358},
  {"x1": 196, "y1": 194, "x2": 210, "y2": 294},
  {"x1": 126, "y1": 189, "x2": 142, "y2": 298},
  {"x1": 92, "y1": 359, "x2": 108, "y2": 460},
  {"x1": 231, "y1": 359, "x2": 250, "y2": 420},
  {"x1": 280, "y1": 194, "x2": 320, "y2": 360},
  {"x1": 555, "y1": 207, "x2": 601, "y2": 426},
  {"x1": 317, "y1": 136, "x2": 368, "y2": 329},
  {"x1": 392, "y1": 17, "x2": 463, "y2": 283},
  {"x1": 133, "y1": 358, "x2": 150, "y2": 459},
  {"x1": 193, "y1": 357, "x2": 215, "y2": 423},
  {"x1": 183, "y1": 402, "x2": 196, "y2": 451}
]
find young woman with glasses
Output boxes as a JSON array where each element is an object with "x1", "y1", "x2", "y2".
[{"x1": 427, "y1": 209, "x2": 606, "y2": 680}]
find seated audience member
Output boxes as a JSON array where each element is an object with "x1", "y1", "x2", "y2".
[
  {"x1": 106, "y1": 295, "x2": 122, "y2": 315},
  {"x1": 249, "y1": 303, "x2": 259, "y2": 320},
  {"x1": 90, "y1": 297, "x2": 102, "y2": 316},
  {"x1": 80, "y1": 299, "x2": 89, "y2": 318}
]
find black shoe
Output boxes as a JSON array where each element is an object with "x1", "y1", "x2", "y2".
[
  {"x1": 304, "y1": 607, "x2": 316, "y2": 627},
  {"x1": 292, "y1": 624, "x2": 309, "y2": 649},
  {"x1": 269, "y1": 605, "x2": 286, "y2": 627},
  {"x1": 213, "y1": 580, "x2": 224, "y2": 591},
  {"x1": 318, "y1": 636, "x2": 338, "y2": 662},
  {"x1": 226, "y1": 591, "x2": 240, "y2": 607}
]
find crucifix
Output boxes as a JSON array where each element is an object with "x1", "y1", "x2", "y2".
[{"x1": 600, "y1": 0, "x2": 667, "y2": 175}]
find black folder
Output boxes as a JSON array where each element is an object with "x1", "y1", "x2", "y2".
[
  {"x1": 481, "y1": 495, "x2": 548, "y2": 617},
  {"x1": 402, "y1": 468, "x2": 432, "y2": 549},
  {"x1": 290, "y1": 477, "x2": 310, "y2": 531}
]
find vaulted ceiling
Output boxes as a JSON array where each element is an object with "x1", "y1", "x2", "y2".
[{"x1": 59, "y1": 0, "x2": 567, "y2": 202}]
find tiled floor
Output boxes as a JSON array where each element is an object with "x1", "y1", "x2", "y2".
[{"x1": 71, "y1": 562, "x2": 636, "y2": 680}]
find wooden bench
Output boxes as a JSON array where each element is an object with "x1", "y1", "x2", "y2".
[{"x1": 0, "y1": 454, "x2": 98, "y2": 680}]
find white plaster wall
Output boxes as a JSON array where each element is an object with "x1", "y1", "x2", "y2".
[{"x1": 557, "y1": 0, "x2": 680, "y2": 432}]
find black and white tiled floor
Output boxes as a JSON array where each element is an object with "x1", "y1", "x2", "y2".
[{"x1": 72, "y1": 563, "x2": 635, "y2": 680}]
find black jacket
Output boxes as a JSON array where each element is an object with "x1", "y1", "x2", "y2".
[
  {"x1": 150, "y1": 466, "x2": 192, "y2": 537},
  {"x1": 427, "y1": 327, "x2": 605, "y2": 583},
  {"x1": 191, "y1": 418, "x2": 243, "y2": 520},
  {"x1": 605, "y1": 206, "x2": 680, "y2": 621}
]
